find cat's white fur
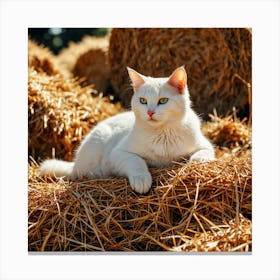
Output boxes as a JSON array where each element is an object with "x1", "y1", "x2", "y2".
[{"x1": 40, "y1": 66, "x2": 215, "y2": 193}]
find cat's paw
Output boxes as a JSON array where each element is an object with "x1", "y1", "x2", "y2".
[
  {"x1": 129, "y1": 172, "x2": 152, "y2": 194},
  {"x1": 189, "y1": 150, "x2": 215, "y2": 163}
]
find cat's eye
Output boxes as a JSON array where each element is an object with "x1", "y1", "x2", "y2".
[
  {"x1": 139, "y1": 97, "x2": 147, "y2": 104},
  {"x1": 158, "y1": 98, "x2": 169, "y2": 105}
]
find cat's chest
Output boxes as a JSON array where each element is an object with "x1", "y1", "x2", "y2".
[{"x1": 134, "y1": 129, "x2": 193, "y2": 167}]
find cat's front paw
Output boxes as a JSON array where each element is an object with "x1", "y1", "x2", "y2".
[
  {"x1": 190, "y1": 150, "x2": 215, "y2": 163},
  {"x1": 129, "y1": 172, "x2": 152, "y2": 194}
]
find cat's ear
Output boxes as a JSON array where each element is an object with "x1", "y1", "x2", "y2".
[
  {"x1": 167, "y1": 66, "x2": 187, "y2": 94},
  {"x1": 127, "y1": 67, "x2": 145, "y2": 93}
]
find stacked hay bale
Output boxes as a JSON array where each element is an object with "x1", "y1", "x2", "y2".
[
  {"x1": 108, "y1": 28, "x2": 252, "y2": 118},
  {"x1": 28, "y1": 39, "x2": 121, "y2": 161},
  {"x1": 57, "y1": 36, "x2": 110, "y2": 93},
  {"x1": 28, "y1": 69, "x2": 121, "y2": 161}
]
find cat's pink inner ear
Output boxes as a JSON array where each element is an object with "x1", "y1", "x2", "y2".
[
  {"x1": 168, "y1": 66, "x2": 187, "y2": 94},
  {"x1": 127, "y1": 67, "x2": 145, "y2": 93}
]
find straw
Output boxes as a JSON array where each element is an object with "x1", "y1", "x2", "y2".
[{"x1": 28, "y1": 155, "x2": 251, "y2": 251}]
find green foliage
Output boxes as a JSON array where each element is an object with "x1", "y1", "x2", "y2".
[{"x1": 28, "y1": 28, "x2": 110, "y2": 54}]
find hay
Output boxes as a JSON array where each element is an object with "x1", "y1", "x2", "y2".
[
  {"x1": 220, "y1": 28, "x2": 252, "y2": 83},
  {"x1": 108, "y1": 28, "x2": 251, "y2": 117},
  {"x1": 73, "y1": 48, "x2": 110, "y2": 93},
  {"x1": 28, "y1": 68, "x2": 122, "y2": 161},
  {"x1": 202, "y1": 110, "x2": 252, "y2": 159},
  {"x1": 28, "y1": 39, "x2": 62, "y2": 76},
  {"x1": 57, "y1": 36, "x2": 110, "y2": 93},
  {"x1": 170, "y1": 214, "x2": 251, "y2": 252},
  {"x1": 28, "y1": 156, "x2": 251, "y2": 252}
]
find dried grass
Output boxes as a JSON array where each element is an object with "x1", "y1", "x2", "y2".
[
  {"x1": 28, "y1": 68, "x2": 122, "y2": 161},
  {"x1": 170, "y1": 214, "x2": 251, "y2": 252},
  {"x1": 28, "y1": 155, "x2": 251, "y2": 252},
  {"x1": 202, "y1": 110, "x2": 252, "y2": 159},
  {"x1": 108, "y1": 28, "x2": 251, "y2": 118}
]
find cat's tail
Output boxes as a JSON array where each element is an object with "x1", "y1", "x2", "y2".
[{"x1": 39, "y1": 159, "x2": 74, "y2": 178}]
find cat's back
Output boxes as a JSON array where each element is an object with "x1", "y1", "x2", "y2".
[
  {"x1": 76, "y1": 111, "x2": 134, "y2": 166},
  {"x1": 102, "y1": 111, "x2": 135, "y2": 131},
  {"x1": 87, "y1": 111, "x2": 135, "y2": 146}
]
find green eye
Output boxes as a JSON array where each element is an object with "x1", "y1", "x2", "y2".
[
  {"x1": 139, "y1": 97, "x2": 147, "y2": 104},
  {"x1": 158, "y1": 98, "x2": 169, "y2": 105}
]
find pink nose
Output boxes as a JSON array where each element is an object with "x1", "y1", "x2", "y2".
[{"x1": 147, "y1": 110, "x2": 155, "y2": 117}]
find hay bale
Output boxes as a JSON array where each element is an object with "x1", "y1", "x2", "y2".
[
  {"x1": 220, "y1": 28, "x2": 252, "y2": 82},
  {"x1": 57, "y1": 36, "x2": 110, "y2": 93},
  {"x1": 57, "y1": 36, "x2": 108, "y2": 72},
  {"x1": 73, "y1": 48, "x2": 110, "y2": 93},
  {"x1": 108, "y1": 28, "x2": 251, "y2": 117},
  {"x1": 28, "y1": 68, "x2": 121, "y2": 161},
  {"x1": 28, "y1": 39, "x2": 61, "y2": 76},
  {"x1": 28, "y1": 156, "x2": 251, "y2": 251}
]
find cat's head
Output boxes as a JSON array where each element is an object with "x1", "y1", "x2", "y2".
[{"x1": 127, "y1": 66, "x2": 191, "y2": 126}]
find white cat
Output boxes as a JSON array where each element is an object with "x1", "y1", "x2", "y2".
[{"x1": 40, "y1": 66, "x2": 215, "y2": 193}]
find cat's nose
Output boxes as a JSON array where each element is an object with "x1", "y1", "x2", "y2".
[{"x1": 147, "y1": 110, "x2": 155, "y2": 117}]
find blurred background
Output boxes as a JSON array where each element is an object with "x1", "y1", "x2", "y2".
[{"x1": 29, "y1": 28, "x2": 109, "y2": 54}]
